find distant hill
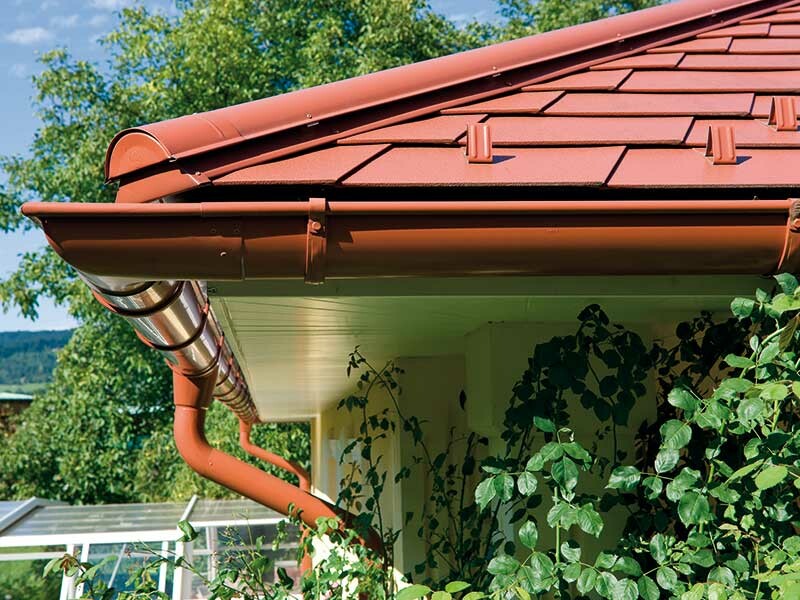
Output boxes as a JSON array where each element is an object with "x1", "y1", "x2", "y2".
[{"x1": 0, "y1": 330, "x2": 73, "y2": 390}]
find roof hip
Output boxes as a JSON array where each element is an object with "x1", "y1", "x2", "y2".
[{"x1": 106, "y1": 0, "x2": 799, "y2": 202}]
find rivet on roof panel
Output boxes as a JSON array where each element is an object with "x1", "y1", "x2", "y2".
[
  {"x1": 620, "y1": 70, "x2": 800, "y2": 93},
  {"x1": 338, "y1": 114, "x2": 486, "y2": 145},
  {"x1": 678, "y1": 53, "x2": 800, "y2": 69},
  {"x1": 342, "y1": 146, "x2": 627, "y2": 187},
  {"x1": 441, "y1": 91, "x2": 563, "y2": 115},
  {"x1": 769, "y1": 96, "x2": 799, "y2": 130},
  {"x1": 466, "y1": 123, "x2": 493, "y2": 164},
  {"x1": 769, "y1": 24, "x2": 800, "y2": 36},
  {"x1": 705, "y1": 125, "x2": 738, "y2": 165},
  {"x1": 687, "y1": 119, "x2": 800, "y2": 147},
  {"x1": 730, "y1": 37, "x2": 800, "y2": 52},
  {"x1": 214, "y1": 144, "x2": 389, "y2": 185},
  {"x1": 521, "y1": 69, "x2": 631, "y2": 91},
  {"x1": 589, "y1": 53, "x2": 684, "y2": 70},
  {"x1": 474, "y1": 116, "x2": 693, "y2": 146},
  {"x1": 742, "y1": 12, "x2": 800, "y2": 24},
  {"x1": 608, "y1": 148, "x2": 800, "y2": 188},
  {"x1": 696, "y1": 23, "x2": 771, "y2": 38},
  {"x1": 545, "y1": 93, "x2": 754, "y2": 116},
  {"x1": 648, "y1": 37, "x2": 732, "y2": 54}
]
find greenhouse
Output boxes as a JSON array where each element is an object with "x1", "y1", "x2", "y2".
[{"x1": 0, "y1": 496, "x2": 297, "y2": 599}]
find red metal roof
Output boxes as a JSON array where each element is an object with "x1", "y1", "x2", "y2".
[{"x1": 105, "y1": 0, "x2": 800, "y2": 202}]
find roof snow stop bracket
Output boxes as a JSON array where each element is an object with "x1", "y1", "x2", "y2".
[{"x1": 305, "y1": 197, "x2": 327, "y2": 285}]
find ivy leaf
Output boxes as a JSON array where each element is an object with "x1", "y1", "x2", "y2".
[
  {"x1": 755, "y1": 465, "x2": 788, "y2": 490},
  {"x1": 660, "y1": 419, "x2": 692, "y2": 450},
  {"x1": 655, "y1": 449, "x2": 680, "y2": 473},
  {"x1": 517, "y1": 471, "x2": 538, "y2": 496},
  {"x1": 638, "y1": 576, "x2": 660, "y2": 600},
  {"x1": 487, "y1": 554, "x2": 520, "y2": 576},
  {"x1": 475, "y1": 477, "x2": 496, "y2": 511},
  {"x1": 519, "y1": 520, "x2": 538, "y2": 550},
  {"x1": 607, "y1": 466, "x2": 641, "y2": 492},
  {"x1": 397, "y1": 585, "x2": 432, "y2": 600},
  {"x1": 678, "y1": 491, "x2": 711, "y2": 525}
]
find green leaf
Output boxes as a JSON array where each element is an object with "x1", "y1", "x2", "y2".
[
  {"x1": 638, "y1": 576, "x2": 660, "y2": 600},
  {"x1": 728, "y1": 459, "x2": 763, "y2": 482},
  {"x1": 397, "y1": 585, "x2": 432, "y2": 600},
  {"x1": 563, "y1": 562, "x2": 581, "y2": 582},
  {"x1": 615, "y1": 578, "x2": 637, "y2": 600},
  {"x1": 562, "y1": 441, "x2": 592, "y2": 464},
  {"x1": 737, "y1": 397, "x2": 764, "y2": 422},
  {"x1": 551, "y1": 457, "x2": 579, "y2": 492},
  {"x1": 755, "y1": 465, "x2": 788, "y2": 490},
  {"x1": 655, "y1": 449, "x2": 680, "y2": 473},
  {"x1": 517, "y1": 471, "x2": 537, "y2": 496},
  {"x1": 577, "y1": 569, "x2": 598, "y2": 594},
  {"x1": 660, "y1": 419, "x2": 692, "y2": 450},
  {"x1": 760, "y1": 383, "x2": 789, "y2": 402},
  {"x1": 656, "y1": 566, "x2": 678, "y2": 591},
  {"x1": 519, "y1": 520, "x2": 538, "y2": 550},
  {"x1": 607, "y1": 466, "x2": 641, "y2": 492},
  {"x1": 431, "y1": 592, "x2": 451, "y2": 600},
  {"x1": 525, "y1": 454, "x2": 544, "y2": 472},
  {"x1": 576, "y1": 503, "x2": 604, "y2": 537},
  {"x1": 668, "y1": 387, "x2": 699, "y2": 412},
  {"x1": 533, "y1": 416, "x2": 555, "y2": 432},
  {"x1": 775, "y1": 273, "x2": 799, "y2": 295},
  {"x1": 487, "y1": 554, "x2": 520, "y2": 576},
  {"x1": 560, "y1": 540, "x2": 581, "y2": 562},
  {"x1": 779, "y1": 315, "x2": 799, "y2": 351},
  {"x1": 177, "y1": 520, "x2": 198, "y2": 542},
  {"x1": 731, "y1": 297, "x2": 756, "y2": 319},
  {"x1": 475, "y1": 477, "x2": 496, "y2": 511},
  {"x1": 678, "y1": 491, "x2": 711, "y2": 525},
  {"x1": 649, "y1": 534, "x2": 669, "y2": 564},
  {"x1": 614, "y1": 556, "x2": 642, "y2": 577},
  {"x1": 494, "y1": 473, "x2": 514, "y2": 501},
  {"x1": 724, "y1": 354, "x2": 754, "y2": 369},
  {"x1": 444, "y1": 582, "x2": 470, "y2": 594},
  {"x1": 642, "y1": 476, "x2": 663, "y2": 499}
]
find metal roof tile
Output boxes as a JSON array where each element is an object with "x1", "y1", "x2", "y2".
[
  {"x1": 696, "y1": 23, "x2": 771, "y2": 37},
  {"x1": 441, "y1": 91, "x2": 563, "y2": 115},
  {"x1": 589, "y1": 53, "x2": 684, "y2": 70},
  {"x1": 648, "y1": 37, "x2": 732, "y2": 53},
  {"x1": 342, "y1": 146, "x2": 626, "y2": 187},
  {"x1": 620, "y1": 70, "x2": 800, "y2": 93},
  {"x1": 608, "y1": 148, "x2": 800, "y2": 187},
  {"x1": 686, "y1": 119, "x2": 800, "y2": 146},
  {"x1": 769, "y1": 24, "x2": 800, "y2": 36},
  {"x1": 545, "y1": 92, "x2": 754, "y2": 116},
  {"x1": 521, "y1": 69, "x2": 631, "y2": 91},
  {"x1": 679, "y1": 53, "x2": 800, "y2": 69},
  {"x1": 743, "y1": 11, "x2": 800, "y2": 24},
  {"x1": 730, "y1": 37, "x2": 800, "y2": 51},
  {"x1": 475, "y1": 116, "x2": 693, "y2": 146},
  {"x1": 215, "y1": 144, "x2": 389, "y2": 185},
  {"x1": 338, "y1": 115, "x2": 485, "y2": 145},
  {"x1": 752, "y1": 94, "x2": 800, "y2": 116}
]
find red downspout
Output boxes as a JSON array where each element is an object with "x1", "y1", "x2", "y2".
[
  {"x1": 173, "y1": 368, "x2": 338, "y2": 530},
  {"x1": 238, "y1": 420, "x2": 313, "y2": 572}
]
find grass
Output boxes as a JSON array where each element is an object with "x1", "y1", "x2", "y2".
[{"x1": 0, "y1": 383, "x2": 48, "y2": 395}]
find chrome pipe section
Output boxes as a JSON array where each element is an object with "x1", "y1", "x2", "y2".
[{"x1": 79, "y1": 273, "x2": 258, "y2": 424}]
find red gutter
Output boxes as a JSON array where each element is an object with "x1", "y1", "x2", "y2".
[
  {"x1": 105, "y1": 0, "x2": 800, "y2": 202},
  {"x1": 239, "y1": 421, "x2": 311, "y2": 493},
  {"x1": 23, "y1": 199, "x2": 800, "y2": 279}
]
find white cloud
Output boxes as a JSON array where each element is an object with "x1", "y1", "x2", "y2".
[
  {"x1": 9, "y1": 63, "x2": 28, "y2": 78},
  {"x1": 88, "y1": 13, "x2": 109, "y2": 27},
  {"x1": 3, "y1": 27, "x2": 54, "y2": 45},
  {"x1": 50, "y1": 14, "x2": 79, "y2": 28},
  {"x1": 90, "y1": 0, "x2": 132, "y2": 9},
  {"x1": 40, "y1": 0, "x2": 60, "y2": 10}
]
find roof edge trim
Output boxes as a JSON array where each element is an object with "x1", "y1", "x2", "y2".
[{"x1": 105, "y1": 0, "x2": 799, "y2": 191}]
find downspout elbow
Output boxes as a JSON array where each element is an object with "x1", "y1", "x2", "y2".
[{"x1": 238, "y1": 420, "x2": 312, "y2": 493}]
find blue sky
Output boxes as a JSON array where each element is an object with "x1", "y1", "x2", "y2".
[{"x1": 0, "y1": 0, "x2": 499, "y2": 332}]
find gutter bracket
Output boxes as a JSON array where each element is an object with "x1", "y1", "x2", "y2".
[
  {"x1": 305, "y1": 197, "x2": 327, "y2": 285},
  {"x1": 777, "y1": 199, "x2": 800, "y2": 274}
]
